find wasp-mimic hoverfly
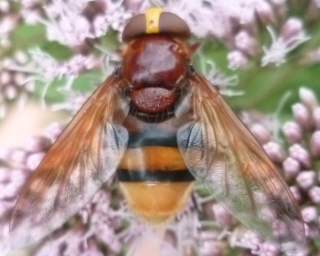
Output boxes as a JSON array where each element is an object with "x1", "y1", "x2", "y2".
[{"x1": 9, "y1": 8, "x2": 305, "y2": 254}]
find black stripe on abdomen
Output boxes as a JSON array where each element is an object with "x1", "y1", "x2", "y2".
[{"x1": 117, "y1": 169, "x2": 195, "y2": 182}]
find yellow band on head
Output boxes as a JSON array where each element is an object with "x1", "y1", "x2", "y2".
[{"x1": 145, "y1": 8, "x2": 163, "y2": 34}]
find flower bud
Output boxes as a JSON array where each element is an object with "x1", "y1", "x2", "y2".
[
  {"x1": 250, "y1": 124, "x2": 271, "y2": 144},
  {"x1": 227, "y1": 51, "x2": 248, "y2": 70},
  {"x1": 282, "y1": 121, "x2": 302, "y2": 144},
  {"x1": 280, "y1": 18, "x2": 304, "y2": 41},
  {"x1": 255, "y1": 1, "x2": 275, "y2": 25},
  {"x1": 301, "y1": 206, "x2": 317, "y2": 223},
  {"x1": 263, "y1": 141, "x2": 284, "y2": 163},
  {"x1": 292, "y1": 103, "x2": 313, "y2": 130},
  {"x1": 299, "y1": 87, "x2": 318, "y2": 111},
  {"x1": 235, "y1": 31, "x2": 258, "y2": 56},
  {"x1": 296, "y1": 171, "x2": 316, "y2": 190},
  {"x1": 310, "y1": 131, "x2": 320, "y2": 157},
  {"x1": 289, "y1": 144, "x2": 311, "y2": 168},
  {"x1": 283, "y1": 157, "x2": 300, "y2": 179},
  {"x1": 308, "y1": 186, "x2": 320, "y2": 204},
  {"x1": 290, "y1": 185, "x2": 302, "y2": 201}
]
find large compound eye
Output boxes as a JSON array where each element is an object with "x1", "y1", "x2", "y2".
[{"x1": 122, "y1": 9, "x2": 191, "y2": 42}]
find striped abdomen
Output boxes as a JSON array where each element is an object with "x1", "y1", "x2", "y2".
[{"x1": 117, "y1": 115, "x2": 194, "y2": 224}]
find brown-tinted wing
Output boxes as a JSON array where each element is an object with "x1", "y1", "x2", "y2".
[
  {"x1": 177, "y1": 73, "x2": 305, "y2": 254},
  {"x1": 9, "y1": 76, "x2": 129, "y2": 248}
]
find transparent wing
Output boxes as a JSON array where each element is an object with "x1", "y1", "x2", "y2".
[
  {"x1": 9, "y1": 76, "x2": 129, "y2": 248},
  {"x1": 177, "y1": 73, "x2": 305, "y2": 254}
]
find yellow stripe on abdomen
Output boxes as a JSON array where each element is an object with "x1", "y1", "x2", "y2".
[{"x1": 118, "y1": 146, "x2": 187, "y2": 171}]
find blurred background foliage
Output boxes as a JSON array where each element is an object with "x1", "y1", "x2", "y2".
[{"x1": 5, "y1": 16, "x2": 320, "y2": 123}]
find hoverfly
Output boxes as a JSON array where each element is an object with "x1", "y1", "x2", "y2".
[{"x1": 10, "y1": 8, "x2": 305, "y2": 254}]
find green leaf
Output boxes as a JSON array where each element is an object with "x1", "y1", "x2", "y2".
[
  {"x1": 192, "y1": 38, "x2": 320, "y2": 119},
  {"x1": 40, "y1": 41, "x2": 74, "y2": 60},
  {"x1": 230, "y1": 64, "x2": 320, "y2": 115},
  {"x1": 32, "y1": 70, "x2": 102, "y2": 103},
  {"x1": 99, "y1": 30, "x2": 120, "y2": 51},
  {"x1": 10, "y1": 23, "x2": 46, "y2": 50}
]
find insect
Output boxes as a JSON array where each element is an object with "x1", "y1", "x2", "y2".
[{"x1": 10, "y1": 8, "x2": 305, "y2": 254}]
